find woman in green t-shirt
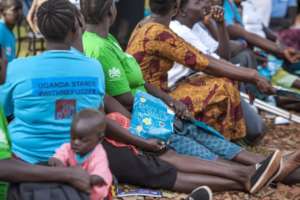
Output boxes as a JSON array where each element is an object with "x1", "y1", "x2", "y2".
[{"x1": 81, "y1": 0, "x2": 300, "y2": 194}]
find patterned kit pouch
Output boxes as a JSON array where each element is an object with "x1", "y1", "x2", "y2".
[{"x1": 129, "y1": 91, "x2": 175, "y2": 142}]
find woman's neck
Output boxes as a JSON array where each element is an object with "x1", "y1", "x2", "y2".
[
  {"x1": 150, "y1": 14, "x2": 171, "y2": 27},
  {"x1": 1, "y1": 18, "x2": 15, "y2": 30},
  {"x1": 86, "y1": 21, "x2": 110, "y2": 38},
  {"x1": 176, "y1": 16, "x2": 197, "y2": 29},
  {"x1": 46, "y1": 42, "x2": 71, "y2": 51}
]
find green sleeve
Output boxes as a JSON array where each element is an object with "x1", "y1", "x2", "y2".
[
  {"x1": 0, "y1": 106, "x2": 11, "y2": 160},
  {"x1": 96, "y1": 47, "x2": 132, "y2": 96}
]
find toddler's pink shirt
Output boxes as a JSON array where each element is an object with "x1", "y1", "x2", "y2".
[{"x1": 53, "y1": 143, "x2": 112, "y2": 200}]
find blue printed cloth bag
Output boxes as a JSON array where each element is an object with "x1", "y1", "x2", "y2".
[{"x1": 129, "y1": 91, "x2": 175, "y2": 141}]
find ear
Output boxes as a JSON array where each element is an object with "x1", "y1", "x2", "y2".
[{"x1": 108, "y1": 3, "x2": 114, "y2": 17}]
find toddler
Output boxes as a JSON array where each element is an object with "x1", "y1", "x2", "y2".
[{"x1": 49, "y1": 109, "x2": 112, "y2": 200}]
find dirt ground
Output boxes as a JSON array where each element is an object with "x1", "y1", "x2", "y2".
[{"x1": 113, "y1": 114, "x2": 300, "y2": 200}]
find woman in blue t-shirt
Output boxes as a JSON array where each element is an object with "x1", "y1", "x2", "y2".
[
  {"x1": 0, "y1": 0, "x2": 23, "y2": 84},
  {"x1": 0, "y1": 0, "x2": 23, "y2": 62}
]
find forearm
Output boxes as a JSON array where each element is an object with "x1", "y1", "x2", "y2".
[
  {"x1": 0, "y1": 48, "x2": 7, "y2": 84},
  {"x1": 0, "y1": 159, "x2": 71, "y2": 183},
  {"x1": 145, "y1": 83, "x2": 172, "y2": 105},
  {"x1": 104, "y1": 95, "x2": 131, "y2": 118},
  {"x1": 216, "y1": 22, "x2": 231, "y2": 60},
  {"x1": 263, "y1": 26, "x2": 277, "y2": 42},
  {"x1": 203, "y1": 55, "x2": 258, "y2": 84},
  {"x1": 270, "y1": 18, "x2": 293, "y2": 29},
  {"x1": 0, "y1": 62, "x2": 6, "y2": 84},
  {"x1": 204, "y1": 19, "x2": 219, "y2": 41},
  {"x1": 105, "y1": 117, "x2": 150, "y2": 149},
  {"x1": 228, "y1": 25, "x2": 284, "y2": 57}
]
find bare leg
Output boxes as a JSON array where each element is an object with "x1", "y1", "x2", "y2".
[
  {"x1": 283, "y1": 167, "x2": 300, "y2": 185},
  {"x1": 233, "y1": 150, "x2": 265, "y2": 165},
  {"x1": 173, "y1": 172, "x2": 244, "y2": 193},
  {"x1": 292, "y1": 79, "x2": 300, "y2": 89},
  {"x1": 159, "y1": 150, "x2": 254, "y2": 188},
  {"x1": 276, "y1": 150, "x2": 300, "y2": 182}
]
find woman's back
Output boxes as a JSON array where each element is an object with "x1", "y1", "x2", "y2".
[{"x1": 0, "y1": 50, "x2": 105, "y2": 164}]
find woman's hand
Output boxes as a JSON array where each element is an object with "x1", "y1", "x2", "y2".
[
  {"x1": 67, "y1": 167, "x2": 92, "y2": 193},
  {"x1": 48, "y1": 158, "x2": 65, "y2": 167},
  {"x1": 254, "y1": 75, "x2": 276, "y2": 95},
  {"x1": 210, "y1": 5, "x2": 225, "y2": 23},
  {"x1": 90, "y1": 175, "x2": 107, "y2": 187},
  {"x1": 143, "y1": 139, "x2": 166, "y2": 152},
  {"x1": 168, "y1": 99, "x2": 192, "y2": 120}
]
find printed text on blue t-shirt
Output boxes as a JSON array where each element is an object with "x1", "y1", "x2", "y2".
[{"x1": 31, "y1": 77, "x2": 100, "y2": 96}]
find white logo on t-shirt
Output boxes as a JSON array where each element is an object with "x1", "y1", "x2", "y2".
[
  {"x1": 0, "y1": 129, "x2": 8, "y2": 145},
  {"x1": 108, "y1": 67, "x2": 121, "y2": 79},
  {"x1": 6, "y1": 47, "x2": 12, "y2": 56}
]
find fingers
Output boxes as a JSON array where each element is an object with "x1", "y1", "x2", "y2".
[
  {"x1": 210, "y1": 5, "x2": 224, "y2": 22},
  {"x1": 256, "y1": 77, "x2": 276, "y2": 95}
]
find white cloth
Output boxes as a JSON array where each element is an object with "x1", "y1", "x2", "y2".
[
  {"x1": 168, "y1": 20, "x2": 219, "y2": 87},
  {"x1": 242, "y1": 0, "x2": 272, "y2": 38},
  {"x1": 69, "y1": 0, "x2": 80, "y2": 8}
]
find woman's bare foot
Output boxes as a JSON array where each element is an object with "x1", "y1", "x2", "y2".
[{"x1": 275, "y1": 150, "x2": 300, "y2": 182}]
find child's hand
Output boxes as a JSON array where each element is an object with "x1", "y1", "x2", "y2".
[
  {"x1": 48, "y1": 158, "x2": 65, "y2": 167},
  {"x1": 90, "y1": 175, "x2": 107, "y2": 187},
  {"x1": 210, "y1": 5, "x2": 225, "y2": 23}
]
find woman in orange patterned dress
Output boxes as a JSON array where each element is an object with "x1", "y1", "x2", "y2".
[{"x1": 126, "y1": 0, "x2": 275, "y2": 140}]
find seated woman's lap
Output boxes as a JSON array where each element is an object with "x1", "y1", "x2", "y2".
[
  {"x1": 102, "y1": 140, "x2": 177, "y2": 190},
  {"x1": 169, "y1": 76, "x2": 246, "y2": 140}
]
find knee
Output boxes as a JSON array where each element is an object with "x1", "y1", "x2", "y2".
[{"x1": 245, "y1": 118, "x2": 266, "y2": 145}]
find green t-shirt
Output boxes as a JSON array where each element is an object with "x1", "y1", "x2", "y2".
[
  {"x1": 0, "y1": 106, "x2": 11, "y2": 160},
  {"x1": 83, "y1": 32, "x2": 146, "y2": 96},
  {"x1": 0, "y1": 106, "x2": 11, "y2": 200}
]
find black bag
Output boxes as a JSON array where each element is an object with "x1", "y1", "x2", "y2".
[{"x1": 8, "y1": 183, "x2": 89, "y2": 200}]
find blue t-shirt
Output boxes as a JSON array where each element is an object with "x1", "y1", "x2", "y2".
[
  {"x1": 223, "y1": 0, "x2": 243, "y2": 26},
  {"x1": 0, "y1": 21, "x2": 16, "y2": 63},
  {"x1": 271, "y1": 0, "x2": 297, "y2": 18},
  {"x1": 0, "y1": 50, "x2": 105, "y2": 164}
]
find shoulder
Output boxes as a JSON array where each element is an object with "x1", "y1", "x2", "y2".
[
  {"x1": 59, "y1": 143, "x2": 72, "y2": 150},
  {"x1": 7, "y1": 55, "x2": 38, "y2": 71},
  {"x1": 55, "y1": 143, "x2": 72, "y2": 154},
  {"x1": 94, "y1": 144, "x2": 107, "y2": 156}
]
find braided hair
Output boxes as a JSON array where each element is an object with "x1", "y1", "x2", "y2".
[
  {"x1": 149, "y1": 0, "x2": 177, "y2": 16},
  {"x1": 80, "y1": 0, "x2": 113, "y2": 24},
  {"x1": 37, "y1": 0, "x2": 76, "y2": 42}
]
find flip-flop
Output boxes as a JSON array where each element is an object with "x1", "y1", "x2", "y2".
[
  {"x1": 249, "y1": 150, "x2": 282, "y2": 194},
  {"x1": 186, "y1": 186, "x2": 213, "y2": 200},
  {"x1": 265, "y1": 156, "x2": 285, "y2": 187}
]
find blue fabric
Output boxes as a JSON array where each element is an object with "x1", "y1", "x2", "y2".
[
  {"x1": 76, "y1": 151, "x2": 92, "y2": 165},
  {"x1": 170, "y1": 122, "x2": 242, "y2": 160},
  {"x1": 0, "y1": 50, "x2": 105, "y2": 164},
  {"x1": 223, "y1": 0, "x2": 243, "y2": 26},
  {"x1": 130, "y1": 91, "x2": 175, "y2": 141},
  {"x1": 191, "y1": 119, "x2": 225, "y2": 139},
  {"x1": 0, "y1": 21, "x2": 16, "y2": 63},
  {"x1": 271, "y1": 0, "x2": 298, "y2": 18}
]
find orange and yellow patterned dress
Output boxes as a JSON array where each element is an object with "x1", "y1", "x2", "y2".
[{"x1": 126, "y1": 22, "x2": 246, "y2": 140}]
